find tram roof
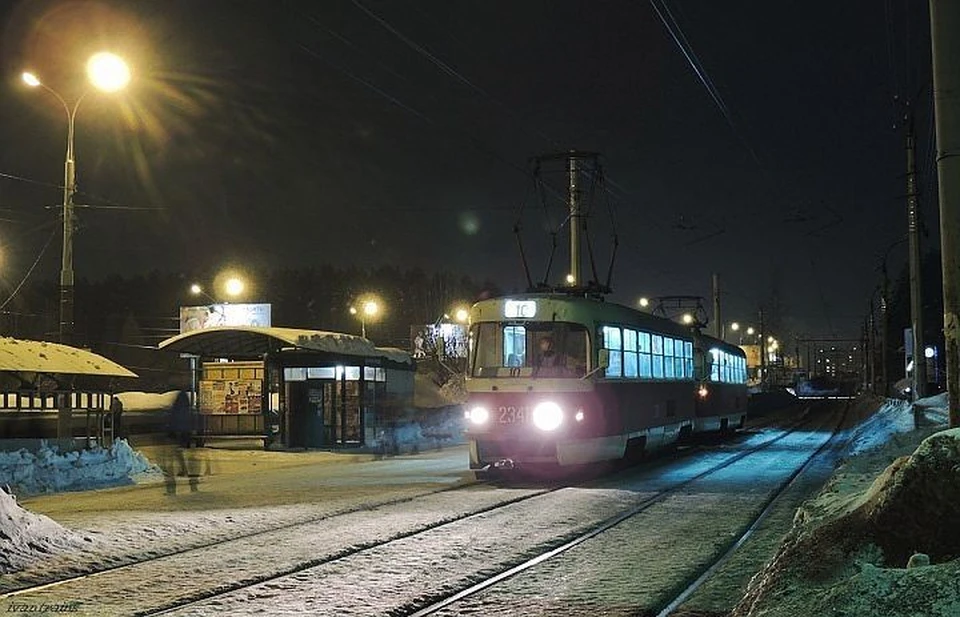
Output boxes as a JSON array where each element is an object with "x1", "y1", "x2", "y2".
[
  {"x1": 0, "y1": 337, "x2": 138, "y2": 379},
  {"x1": 158, "y1": 326, "x2": 413, "y2": 366}
]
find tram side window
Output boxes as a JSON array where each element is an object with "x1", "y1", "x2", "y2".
[
  {"x1": 663, "y1": 337, "x2": 675, "y2": 378},
  {"x1": 603, "y1": 326, "x2": 623, "y2": 378},
  {"x1": 651, "y1": 335, "x2": 664, "y2": 379},
  {"x1": 503, "y1": 326, "x2": 526, "y2": 368},
  {"x1": 684, "y1": 342, "x2": 694, "y2": 378},
  {"x1": 638, "y1": 331, "x2": 652, "y2": 378},
  {"x1": 623, "y1": 329, "x2": 638, "y2": 378},
  {"x1": 710, "y1": 349, "x2": 721, "y2": 381}
]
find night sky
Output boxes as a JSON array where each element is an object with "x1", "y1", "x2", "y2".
[{"x1": 0, "y1": 1, "x2": 939, "y2": 338}]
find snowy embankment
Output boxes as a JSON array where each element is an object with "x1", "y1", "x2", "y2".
[
  {"x1": 733, "y1": 394, "x2": 960, "y2": 617},
  {"x1": 0, "y1": 489, "x2": 91, "y2": 574},
  {"x1": 0, "y1": 439, "x2": 161, "y2": 496}
]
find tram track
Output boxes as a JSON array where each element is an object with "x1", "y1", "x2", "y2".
[
  {"x1": 0, "y1": 406, "x2": 823, "y2": 616},
  {"x1": 131, "y1": 409, "x2": 824, "y2": 616},
  {"x1": 403, "y1": 402, "x2": 843, "y2": 616}
]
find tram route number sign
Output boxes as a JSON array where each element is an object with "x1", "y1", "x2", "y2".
[{"x1": 498, "y1": 405, "x2": 529, "y2": 424}]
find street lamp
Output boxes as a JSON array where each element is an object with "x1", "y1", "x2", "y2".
[
  {"x1": 350, "y1": 299, "x2": 380, "y2": 338},
  {"x1": 191, "y1": 276, "x2": 245, "y2": 304},
  {"x1": 23, "y1": 51, "x2": 130, "y2": 344}
]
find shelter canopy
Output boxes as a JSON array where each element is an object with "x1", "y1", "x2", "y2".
[
  {"x1": 0, "y1": 337, "x2": 137, "y2": 390},
  {"x1": 158, "y1": 326, "x2": 413, "y2": 366}
]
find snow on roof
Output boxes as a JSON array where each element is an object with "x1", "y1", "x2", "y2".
[
  {"x1": 0, "y1": 337, "x2": 137, "y2": 378},
  {"x1": 158, "y1": 326, "x2": 412, "y2": 365}
]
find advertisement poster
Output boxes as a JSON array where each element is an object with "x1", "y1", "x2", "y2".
[
  {"x1": 410, "y1": 323, "x2": 468, "y2": 359},
  {"x1": 199, "y1": 379, "x2": 263, "y2": 414},
  {"x1": 179, "y1": 303, "x2": 272, "y2": 334}
]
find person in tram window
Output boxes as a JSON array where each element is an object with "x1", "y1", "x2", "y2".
[{"x1": 534, "y1": 336, "x2": 563, "y2": 377}]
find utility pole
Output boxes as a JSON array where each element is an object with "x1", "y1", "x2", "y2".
[
  {"x1": 712, "y1": 273, "x2": 722, "y2": 339},
  {"x1": 568, "y1": 155, "x2": 581, "y2": 287},
  {"x1": 758, "y1": 307, "x2": 766, "y2": 389},
  {"x1": 905, "y1": 105, "x2": 928, "y2": 401},
  {"x1": 880, "y1": 262, "x2": 890, "y2": 396},
  {"x1": 930, "y1": 0, "x2": 960, "y2": 428}
]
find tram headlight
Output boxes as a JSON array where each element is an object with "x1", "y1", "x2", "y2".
[
  {"x1": 533, "y1": 401, "x2": 563, "y2": 431},
  {"x1": 467, "y1": 406, "x2": 490, "y2": 425}
]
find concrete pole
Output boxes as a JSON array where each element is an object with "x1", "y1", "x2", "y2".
[
  {"x1": 905, "y1": 109, "x2": 928, "y2": 401},
  {"x1": 930, "y1": 0, "x2": 960, "y2": 427},
  {"x1": 568, "y1": 155, "x2": 581, "y2": 287},
  {"x1": 881, "y1": 263, "x2": 890, "y2": 397},
  {"x1": 713, "y1": 273, "x2": 722, "y2": 339},
  {"x1": 758, "y1": 307, "x2": 766, "y2": 389}
]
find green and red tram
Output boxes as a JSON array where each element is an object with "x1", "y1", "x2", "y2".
[{"x1": 465, "y1": 293, "x2": 748, "y2": 470}]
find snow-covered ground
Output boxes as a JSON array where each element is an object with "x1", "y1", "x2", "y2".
[
  {"x1": 0, "y1": 489, "x2": 90, "y2": 575},
  {"x1": 733, "y1": 393, "x2": 960, "y2": 617},
  {"x1": 0, "y1": 439, "x2": 160, "y2": 496},
  {"x1": 1, "y1": 394, "x2": 955, "y2": 616}
]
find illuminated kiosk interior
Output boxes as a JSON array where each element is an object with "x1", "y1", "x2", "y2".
[{"x1": 159, "y1": 321, "x2": 414, "y2": 449}]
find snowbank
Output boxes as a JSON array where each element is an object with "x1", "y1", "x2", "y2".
[
  {"x1": 114, "y1": 390, "x2": 180, "y2": 411},
  {"x1": 0, "y1": 439, "x2": 161, "y2": 496},
  {"x1": 378, "y1": 408, "x2": 465, "y2": 455},
  {"x1": 733, "y1": 396, "x2": 960, "y2": 617},
  {"x1": 0, "y1": 488, "x2": 88, "y2": 574}
]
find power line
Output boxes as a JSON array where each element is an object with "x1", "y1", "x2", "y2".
[
  {"x1": 0, "y1": 227, "x2": 57, "y2": 312},
  {"x1": 649, "y1": 0, "x2": 762, "y2": 168}
]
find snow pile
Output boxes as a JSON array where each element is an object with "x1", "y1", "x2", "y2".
[
  {"x1": 378, "y1": 408, "x2": 465, "y2": 455},
  {"x1": 844, "y1": 394, "x2": 947, "y2": 458},
  {"x1": 0, "y1": 488, "x2": 88, "y2": 574},
  {"x1": 0, "y1": 439, "x2": 161, "y2": 495},
  {"x1": 733, "y1": 397, "x2": 960, "y2": 617},
  {"x1": 114, "y1": 390, "x2": 180, "y2": 411}
]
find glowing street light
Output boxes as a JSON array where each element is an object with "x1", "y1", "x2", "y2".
[
  {"x1": 22, "y1": 51, "x2": 130, "y2": 344},
  {"x1": 638, "y1": 297, "x2": 650, "y2": 309},
  {"x1": 224, "y1": 277, "x2": 245, "y2": 297},
  {"x1": 681, "y1": 313, "x2": 694, "y2": 325},
  {"x1": 453, "y1": 307, "x2": 470, "y2": 323},
  {"x1": 191, "y1": 274, "x2": 246, "y2": 303},
  {"x1": 350, "y1": 298, "x2": 381, "y2": 339}
]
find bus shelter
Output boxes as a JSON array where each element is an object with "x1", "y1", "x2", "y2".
[
  {"x1": 158, "y1": 326, "x2": 415, "y2": 449},
  {"x1": 0, "y1": 337, "x2": 138, "y2": 447}
]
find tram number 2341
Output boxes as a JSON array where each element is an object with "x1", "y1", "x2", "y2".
[{"x1": 498, "y1": 406, "x2": 529, "y2": 424}]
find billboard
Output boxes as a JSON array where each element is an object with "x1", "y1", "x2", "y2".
[
  {"x1": 411, "y1": 323, "x2": 468, "y2": 359},
  {"x1": 180, "y1": 303, "x2": 272, "y2": 334}
]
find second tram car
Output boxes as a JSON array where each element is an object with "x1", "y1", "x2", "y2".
[{"x1": 464, "y1": 294, "x2": 748, "y2": 470}]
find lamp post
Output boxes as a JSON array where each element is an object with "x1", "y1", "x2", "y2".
[
  {"x1": 23, "y1": 52, "x2": 130, "y2": 344},
  {"x1": 350, "y1": 300, "x2": 379, "y2": 339}
]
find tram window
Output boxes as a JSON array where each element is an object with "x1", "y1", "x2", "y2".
[
  {"x1": 652, "y1": 334, "x2": 663, "y2": 356},
  {"x1": 664, "y1": 337, "x2": 674, "y2": 358},
  {"x1": 638, "y1": 331, "x2": 651, "y2": 353},
  {"x1": 639, "y1": 352, "x2": 652, "y2": 378},
  {"x1": 684, "y1": 342, "x2": 694, "y2": 378},
  {"x1": 710, "y1": 348, "x2": 721, "y2": 382},
  {"x1": 653, "y1": 354, "x2": 664, "y2": 379},
  {"x1": 622, "y1": 329, "x2": 638, "y2": 378},
  {"x1": 674, "y1": 357, "x2": 685, "y2": 379},
  {"x1": 624, "y1": 349, "x2": 638, "y2": 378},
  {"x1": 503, "y1": 326, "x2": 526, "y2": 368},
  {"x1": 603, "y1": 326, "x2": 623, "y2": 378}
]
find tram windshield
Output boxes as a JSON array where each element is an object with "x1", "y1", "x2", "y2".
[{"x1": 470, "y1": 322, "x2": 589, "y2": 378}]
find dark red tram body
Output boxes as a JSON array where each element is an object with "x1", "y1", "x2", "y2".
[{"x1": 465, "y1": 294, "x2": 747, "y2": 469}]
